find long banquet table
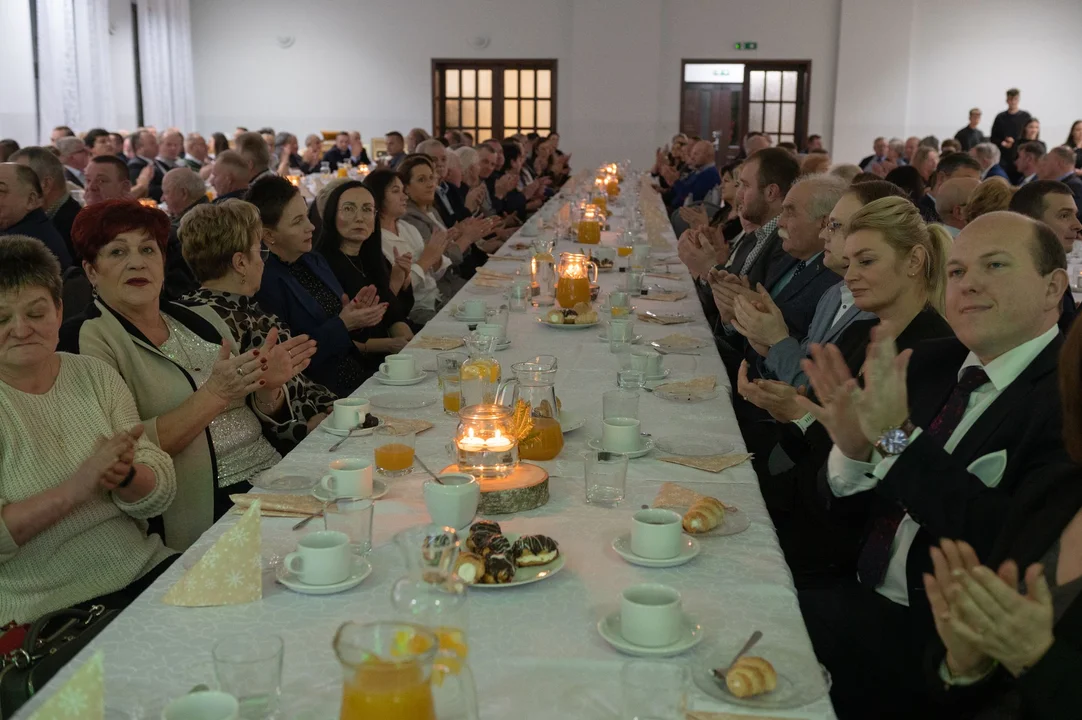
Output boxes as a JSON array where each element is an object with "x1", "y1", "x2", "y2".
[{"x1": 17, "y1": 180, "x2": 836, "y2": 719}]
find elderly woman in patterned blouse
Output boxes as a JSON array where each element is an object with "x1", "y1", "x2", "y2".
[{"x1": 178, "y1": 199, "x2": 336, "y2": 451}]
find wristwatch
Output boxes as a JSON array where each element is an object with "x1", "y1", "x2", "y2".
[
  {"x1": 875, "y1": 420, "x2": 917, "y2": 456},
  {"x1": 117, "y1": 467, "x2": 136, "y2": 489}
]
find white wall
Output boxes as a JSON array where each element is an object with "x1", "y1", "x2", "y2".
[
  {"x1": 0, "y1": 1, "x2": 37, "y2": 144},
  {"x1": 109, "y1": 0, "x2": 139, "y2": 132}
]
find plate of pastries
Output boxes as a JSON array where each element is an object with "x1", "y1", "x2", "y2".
[
  {"x1": 693, "y1": 650, "x2": 829, "y2": 710},
  {"x1": 539, "y1": 302, "x2": 600, "y2": 328},
  {"x1": 454, "y1": 520, "x2": 565, "y2": 588}
]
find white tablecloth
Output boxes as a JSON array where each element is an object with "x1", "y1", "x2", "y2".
[{"x1": 16, "y1": 187, "x2": 836, "y2": 719}]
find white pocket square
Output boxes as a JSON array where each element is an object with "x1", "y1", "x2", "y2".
[{"x1": 967, "y1": 450, "x2": 1007, "y2": 488}]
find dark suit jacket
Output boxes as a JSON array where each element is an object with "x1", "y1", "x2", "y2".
[
  {"x1": 127, "y1": 157, "x2": 167, "y2": 202},
  {"x1": 485, "y1": 171, "x2": 528, "y2": 221},
  {"x1": 163, "y1": 198, "x2": 208, "y2": 300},
  {"x1": 322, "y1": 146, "x2": 371, "y2": 168},
  {"x1": 919, "y1": 193, "x2": 940, "y2": 223},
  {"x1": 1060, "y1": 289, "x2": 1078, "y2": 335},
  {"x1": 983, "y1": 164, "x2": 1010, "y2": 181},
  {"x1": 51, "y1": 195, "x2": 82, "y2": 260},
  {"x1": 839, "y1": 333, "x2": 1068, "y2": 611},
  {"x1": 63, "y1": 168, "x2": 84, "y2": 188},
  {"x1": 254, "y1": 252, "x2": 360, "y2": 397},
  {"x1": 213, "y1": 188, "x2": 248, "y2": 204},
  {"x1": 1, "y1": 208, "x2": 72, "y2": 269},
  {"x1": 1060, "y1": 174, "x2": 1082, "y2": 221}
]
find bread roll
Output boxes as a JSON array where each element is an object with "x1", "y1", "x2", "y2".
[
  {"x1": 725, "y1": 656, "x2": 777, "y2": 698},
  {"x1": 682, "y1": 496, "x2": 726, "y2": 533}
]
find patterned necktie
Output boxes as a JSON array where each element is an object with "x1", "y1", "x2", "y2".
[
  {"x1": 791, "y1": 260, "x2": 807, "y2": 278},
  {"x1": 856, "y1": 365, "x2": 991, "y2": 588}
]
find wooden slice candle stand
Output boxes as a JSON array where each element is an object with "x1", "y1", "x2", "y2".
[{"x1": 441, "y1": 462, "x2": 549, "y2": 515}]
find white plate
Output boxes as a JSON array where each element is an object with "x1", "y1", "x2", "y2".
[
  {"x1": 587, "y1": 437, "x2": 654, "y2": 459},
  {"x1": 493, "y1": 339, "x2": 512, "y2": 352},
  {"x1": 611, "y1": 533, "x2": 700, "y2": 568},
  {"x1": 653, "y1": 388, "x2": 719, "y2": 403},
  {"x1": 654, "y1": 437, "x2": 735, "y2": 456},
  {"x1": 693, "y1": 661, "x2": 820, "y2": 710},
  {"x1": 374, "y1": 370, "x2": 429, "y2": 386},
  {"x1": 558, "y1": 410, "x2": 586, "y2": 433},
  {"x1": 538, "y1": 318, "x2": 600, "y2": 330},
  {"x1": 252, "y1": 474, "x2": 317, "y2": 492},
  {"x1": 643, "y1": 368, "x2": 671, "y2": 381},
  {"x1": 276, "y1": 555, "x2": 372, "y2": 595},
  {"x1": 597, "y1": 610, "x2": 703, "y2": 657},
  {"x1": 451, "y1": 310, "x2": 488, "y2": 323},
  {"x1": 596, "y1": 330, "x2": 643, "y2": 344},
  {"x1": 368, "y1": 393, "x2": 439, "y2": 410},
  {"x1": 311, "y1": 478, "x2": 389, "y2": 503},
  {"x1": 317, "y1": 419, "x2": 381, "y2": 438},
  {"x1": 673, "y1": 505, "x2": 750, "y2": 537},
  {"x1": 470, "y1": 533, "x2": 566, "y2": 589},
  {"x1": 653, "y1": 337, "x2": 710, "y2": 351}
]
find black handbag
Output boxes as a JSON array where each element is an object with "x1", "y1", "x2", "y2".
[{"x1": 0, "y1": 605, "x2": 117, "y2": 719}]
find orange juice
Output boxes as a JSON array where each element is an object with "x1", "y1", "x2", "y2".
[
  {"x1": 341, "y1": 662, "x2": 435, "y2": 720},
  {"x1": 518, "y1": 416, "x2": 564, "y2": 461},
  {"x1": 336, "y1": 166, "x2": 349, "y2": 178},
  {"x1": 592, "y1": 195, "x2": 608, "y2": 215},
  {"x1": 443, "y1": 391, "x2": 461, "y2": 414},
  {"x1": 556, "y1": 276, "x2": 591, "y2": 308},
  {"x1": 577, "y1": 220, "x2": 601, "y2": 244},
  {"x1": 606, "y1": 180, "x2": 620, "y2": 197},
  {"x1": 375, "y1": 443, "x2": 414, "y2": 472},
  {"x1": 460, "y1": 358, "x2": 500, "y2": 383},
  {"x1": 617, "y1": 246, "x2": 633, "y2": 257}
]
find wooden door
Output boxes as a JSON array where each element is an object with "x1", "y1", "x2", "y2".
[{"x1": 680, "y1": 83, "x2": 740, "y2": 162}]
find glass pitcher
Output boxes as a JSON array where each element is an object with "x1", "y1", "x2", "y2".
[
  {"x1": 555, "y1": 252, "x2": 598, "y2": 309},
  {"x1": 496, "y1": 360, "x2": 564, "y2": 461},
  {"x1": 390, "y1": 525, "x2": 468, "y2": 635},
  {"x1": 334, "y1": 621, "x2": 478, "y2": 720},
  {"x1": 460, "y1": 333, "x2": 501, "y2": 406}
]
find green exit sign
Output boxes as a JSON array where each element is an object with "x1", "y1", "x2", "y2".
[{"x1": 734, "y1": 42, "x2": 758, "y2": 50}]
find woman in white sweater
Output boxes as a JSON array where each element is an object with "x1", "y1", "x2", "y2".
[{"x1": 0, "y1": 237, "x2": 177, "y2": 624}]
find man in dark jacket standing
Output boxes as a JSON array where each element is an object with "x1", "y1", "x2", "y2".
[{"x1": 989, "y1": 88, "x2": 1032, "y2": 184}]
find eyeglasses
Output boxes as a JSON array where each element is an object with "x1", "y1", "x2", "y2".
[
  {"x1": 825, "y1": 220, "x2": 845, "y2": 236},
  {"x1": 259, "y1": 246, "x2": 271, "y2": 261}
]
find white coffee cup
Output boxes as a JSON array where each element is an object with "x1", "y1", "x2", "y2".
[
  {"x1": 321, "y1": 458, "x2": 374, "y2": 498},
  {"x1": 620, "y1": 583, "x2": 683, "y2": 647},
  {"x1": 424, "y1": 473, "x2": 481, "y2": 529},
  {"x1": 592, "y1": 246, "x2": 616, "y2": 263},
  {"x1": 331, "y1": 398, "x2": 370, "y2": 430},
  {"x1": 602, "y1": 417, "x2": 641, "y2": 453},
  {"x1": 461, "y1": 299, "x2": 487, "y2": 320},
  {"x1": 379, "y1": 353, "x2": 418, "y2": 380},
  {"x1": 476, "y1": 322, "x2": 505, "y2": 343},
  {"x1": 629, "y1": 348, "x2": 663, "y2": 376},
  {"x1": 630, "y1": 508, "x2": 684, "y2": 559},
  {"x1": 162, "y1": 691, "x2": 239, "y2": 720},
  {"x1": 284, "y1": 530, "x2": 352, "y2": 586}
]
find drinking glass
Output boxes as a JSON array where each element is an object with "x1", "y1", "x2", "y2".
[
  {"x1": 609, "y1": 318, "x2": 635, "y2": 354},
  {"x1": 603, "y1": 389, "x2": 639, "y2": 420},
  {"x1": 626, "y1": 269, "x2": 646, "y2": 294},
  {"x1": 324, "y1": 497, "x2": 374, "y2": 555},
  {"x1": 374, "y1": 427, "x2": 416, "y2": 477},
  {"x1": 212, "y1": 634, "x2": 284, "y2": 719},
  {"x1": 437, "y1": 352, "x2": 468, "y2": 416},
  {"x1": 608, "y1": 291, "x2": 631, "y2": 319},
  {"x1": 508, "y1": 281, "x2": 531, "y2": 312},
  {"x1": 617, "y1": 369, "x2": 646, "y2": 389},
  {"x1": 584, "y1": 451, "x2": 628, "y2": 506},
  {"x1": 320, "y1": 161, "x2": 331, "y2": 177},
  {"x1": 620, "y1": 661, "x2": 689, "y2": 720}
]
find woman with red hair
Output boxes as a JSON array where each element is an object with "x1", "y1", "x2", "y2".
[{"x1": 60, "y1": 199, "x2": 303, "y2": 550}]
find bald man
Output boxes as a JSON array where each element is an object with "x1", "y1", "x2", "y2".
[
  {"x1": 0, "y1": 163, "x2": 71, "y2": 268},
  {"x1": 934, "y1": 176, "x2": 980, "y2": 235},
  {"x1": 210, "y1": 150, "x2": 251, "y2": 203}
]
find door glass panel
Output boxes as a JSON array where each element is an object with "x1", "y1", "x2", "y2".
[
  {"x1": 479, "y1": 128, "x2": 492, "y2": 141},
  {"x1": 479, "y1": 100, "x2": 492, "y2": 127},
  {"x1": 504, "y1": 69, "x2": 518, "y2": 98},
  {"x1": 520, "y1": 70, "x2": 535, "y2": 98},
  {"x1": 462, "y1": 69, "x2": 476, "y2": 97},
  {"x1": 504, "y1": 99, "x2": 518, "y2": 128},
  {"x1": 479, "y1": 70, "x2": 493, "y2": 98},
  {"x1": 445, "y1": 100, "x2": 460, "y2": 127},
  {"x1": 782, "y1": 71, "x2": 798, "y2": 102},
  {"x1": 781, "y1": 103, "x2": 796, "y2": 134},
  {"x1": 764, "y1": 103, "x2": 780, "y2": 134},
  {"x1": 537, "y1": 100, "x2": 551, "y2": 128},
  {"x1": 462, "y1": 100, "x2": 476, "y2": 127},
  {"x1": 749, "y1": 103, "x2": 764, "y2": 132},
  {"x1": 521, "y1": 100, "x2": 535, "y2": 128},
  {"x1": 749, "y1": 71, "x2": 765, "y2": 101},
  {"x1": 765, "y1": 72, "x2": 782, "y2": 102},
  {"x1": 780, "y1": 134, "x2": 795, "y2": 144},
  {"x1": 446, "y1": 70, "x2": 460, "y2": 98},
  {"x1": 537, "y1": 70, "x2": 552, "y2": 98}
]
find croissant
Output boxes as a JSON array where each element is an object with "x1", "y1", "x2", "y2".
[
  {"x1": 682, "y1": 496, "x2": 726, "y2": 533},
  {"x1": 725, "y1": 656, "x2": 777, "y2": 698}
]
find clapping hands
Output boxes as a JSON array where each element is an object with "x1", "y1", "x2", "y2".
[
  {"x1": 339, "y1": 286, "x2": 389, "y2": 330},
  {"x1": 65, "y1": 425, "x2": 147, "y2": 503}
]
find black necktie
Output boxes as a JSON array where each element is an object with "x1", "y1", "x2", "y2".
[
  {"x1": 856, "y1": 366, "x2": 991, "y2": 588},
  {"x1": 791, "y1": 260, "x2": 807, "y2": 278}
]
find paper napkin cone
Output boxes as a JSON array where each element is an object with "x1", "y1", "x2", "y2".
[
  {"x1": 29, "y1": 650, "x2": 103, "y2": 720},
  {"x1": 658, "y1": 453, "x2": 753, "y2": 474},
  {"x1": 163, "y1": 500, "x2": 262, "y2": 607}
]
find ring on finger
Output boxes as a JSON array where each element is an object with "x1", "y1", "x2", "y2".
[{"x1": 236, "y1": 367, "x2": 245, "y2": 377}]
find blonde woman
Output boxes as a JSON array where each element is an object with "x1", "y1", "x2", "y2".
[{"x1": 965, "y1": 177, "x2": 1015, "y2": 223}]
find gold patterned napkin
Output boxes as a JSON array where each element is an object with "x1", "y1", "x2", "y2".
[
  {"x1": 658, "y1": 453, "x2": 753, "y2": 474},
  {"x1": 484, "y1": 255, "x2": 526, "y2": 264},
  {"x1": 640, "y1": 291, "x2": 688, "y2": 302},
  {"x1": 163, "y1": 500, "x2": 262, "y2": 607},
  {"x1": 646, "y1": 272, "x2": 681, "y2": 280},
  {"x1": 29, "y1": 651, "x2": 103, "y2": 720},
  {"x1": 381, "y1": 416, "x2": 435, "y2": 435},
  {"x1": 653, "y1": 376, "x2": 717, "y2": 395},
  {"x1": 476, "y1": 267, "x2": 515, "y2": 280},
  {"x1": 230, "y1": 493, "x2": 324, "y2": 517},
  {"x1": 655, "y1": 333, "x2": 707, "y2": 350},
  {"x1": 637, "y1": 312, "x2": 691, "y2": 325},
  {"x1": 412, "y1": 336, "x2": 465, "y2": 351}
]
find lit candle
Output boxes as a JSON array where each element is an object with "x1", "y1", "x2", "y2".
[
  {"x1": 484, "y1": 430, "x2": 513, "y2": 452},
  {"x1": 459, "y1": 429, "x2": 486, "y2": 452}
]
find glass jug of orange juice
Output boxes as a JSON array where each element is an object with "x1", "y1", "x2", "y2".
[
  {"x1": 334, "y1": 621, "x2": 478, "y2": 720},
  {"x1": 555, "y1": 252, "x2": 598, "y2": 308},
  {"x1": 460, "y1": 333, "x2": 501, "y2": 406},
  {"x1": 495, "y1": 359, "x2": 564, "y2": 461},
  {"x1": 576, "y1": 204, "x2": 602, "y2": 244}
]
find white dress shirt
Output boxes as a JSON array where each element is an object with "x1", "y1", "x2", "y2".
[
  {"x1": 381, "y1": 222, "x2": 450, "y2": 312},
  {"x1": 826, "y1": 324, "x2": 1060, "y2": 606},
  {"x1": 828, "y1": 286, "x2": 856, "y2": 328}
]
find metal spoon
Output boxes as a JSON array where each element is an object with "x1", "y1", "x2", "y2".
[
  {"x1": 648, "y1": 342, "x2": 700, "y2": 357},
  {"x1": 415, "y1": 456, "x2": 445, "y2": 484},
  {"x1": 328, "y1": 423, "x2": 365, "y2": 453},
  {"x1": 711, "y1": 630, "x2": 764, "y2": 683},
  {"x1": 292, "y1": 510, "x2": 323, "y2": 531}
]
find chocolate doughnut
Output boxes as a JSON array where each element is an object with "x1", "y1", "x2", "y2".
[
  {"x1": 481, "y1": 553, "x2": 516, "y2": 584},
  {"x1": 476, "y1": 533, "x2": 512, "y2": 558},
  {"x1": 511, "y1": 535, "x2": 560, "y2": 566},
  {"x1": 466, "y1": 520, "x2": 502, "y2": 553}
]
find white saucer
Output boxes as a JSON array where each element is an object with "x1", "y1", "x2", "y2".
[
  {"x1": 451, "y1": 311, "x2": 487, "y2": 323},
  {"x1": 493, "y1": 339, "x2": 512, "y2": 351},
  {"x1": 311, "y1": 478, "x2": 389, "y2": 503},
  {"x1": 275, "y1": 556, "x2": 372, "y2": 595},
  {"x1": 558, "y1": 410, "x2": 586, "y2": 433},
  {"x1": 643, "y1": 368, "x2": 671, "y2": 381},
  {"x1": 588, "y1": 436, "x2": 654, "y2": 459},
  {"x1": 611, "y1": 533, "x2": 700, "y2": 567},
  {"x1": 597, "y1": 610, "x2": 703, "y2": 657},
  {"x1": 375, "y1": 370, "x2": 429, "y2": 386},
  {"x1": 597, "y1": 330, "x2": 644, "y2": 344}
]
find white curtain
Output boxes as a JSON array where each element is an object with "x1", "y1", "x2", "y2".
[
  {"x1": 136, "y1": 0, "x2": 196, "y2": 131},
  {"x1": 36, "y1": 0, "x2": 116, "y2": 143}
]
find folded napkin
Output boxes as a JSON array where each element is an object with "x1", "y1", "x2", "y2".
[
  {"x1": 653, "y1": 376, "x2": 717, "y2": 395},
  {"x1": 381, "y1": 416, "x2": 435, "y2": 435},
  {"x1": 637, "y1": 312, "x2": 690, "y2": 325},
  {"x1": 658, "y1": 453, "x2": 752, "y2": 474},
  {"x1": 29, "y1": 650, "x2": 103, "y2": 720},
  {"x1": 412, "y1": 336, "x2": 465, "y2": 350},
  {"x1": 484, "y1": 255, "x2": 526, "y2": 264},
  {"x1": 163, "y1": 500, "x2": 262, "y2": 606},
  {"x1": 640, "y1": 291, "x2": 688, "y2": 302},
  {"x1": 472, "y1": 277, "x2": 510, "y2": 289},
  {"x1": 646, "y1": 272, "x2": 681, "y2": 280},
  {"x1": 230, "y1": 493, "x2": 325, "y2": 517},
  {"x1": 476, "y1": 267, "x2": 514, "y2": 280},
  {"x1": 654, "y1": 333, "x2": 707, "y2": 350}
]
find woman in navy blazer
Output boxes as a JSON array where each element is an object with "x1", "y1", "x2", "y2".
[{"x1": 246, "y1": 176, "x2": 388, "y2": 397}]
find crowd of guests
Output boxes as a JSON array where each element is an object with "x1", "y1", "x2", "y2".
[
  {"x1": 667, "y1": 88, "x2": 1081, "y2": 719},
  {"x1": 0, "y1": 124, "x2": 570, "y2": 636}
]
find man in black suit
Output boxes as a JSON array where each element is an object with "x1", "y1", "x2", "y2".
[
  {"x1": 56, "y1": 137, "x2": 89, "y2": 188},
  {"x1": 918, "y1": 151, "x2": 981, "y2": 224},
  {"x1": 990, "y1": 88, "x2": 1031, "y2": 183},
  {"x1": 84, "y1": 128, "x2": 114, "y2": 159},
  {"x1": 234, "y1": 131, "x2": 272, "y2": 184},
  {"x1": 1035, "y1": 146, "x2": 1082, "y2": 220},
  {"x1": 321, "y1": 131, "x2": 370, "y2": 169},
  {"x1": 210, "y1": 150, "x2": 252, "y2": 204},
  {"x1": 797, "y1": 211, "x2": 1070, "y2": 718},
  {"x1": 10, "y1": 147, "x2": 82, "y2": 260},
  {"x1": 127, "y1": 129, "x2": 167, "y2": 202},
  {"x1": 859, "y1": 137, "x2": 889, "y2": 170},
  {"x1": 953, "y1": 108, "x2": 985, "y2": 151},
  {"x1": 0, "y1": 163, "x2": 72, "y2": 269},
  {"x1": 160, "y1": 168, "x2": 207, "y2": 299}
]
